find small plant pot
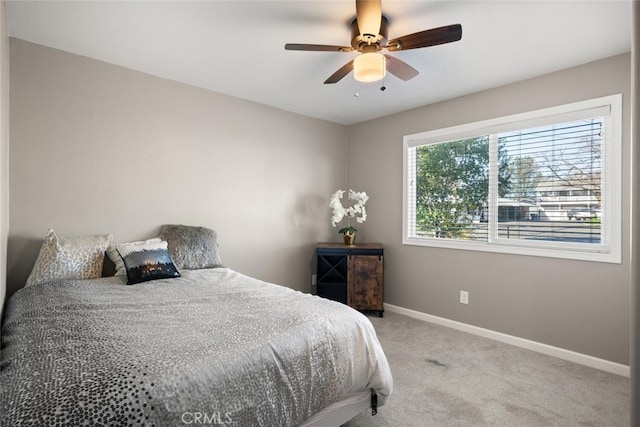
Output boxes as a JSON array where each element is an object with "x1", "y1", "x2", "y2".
[{"x1": 343, "y1": 232, "x2": 356, "y2": 246}]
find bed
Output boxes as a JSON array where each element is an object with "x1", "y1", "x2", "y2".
[{"x1": 0, "y1": 226, "x2": 393, "y2": 426}]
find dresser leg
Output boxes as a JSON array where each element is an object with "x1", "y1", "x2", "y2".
[{"x1": 378, "y1": 311, "x2": 384, "y2": 318}]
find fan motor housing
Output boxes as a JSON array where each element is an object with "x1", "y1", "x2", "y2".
[{"x1": 350, "y1": 16, "x2": 389, "y2": 51}]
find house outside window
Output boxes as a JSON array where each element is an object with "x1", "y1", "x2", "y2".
[{"x1": 403, "y1": 95, "x2": 622, "y2": 263}]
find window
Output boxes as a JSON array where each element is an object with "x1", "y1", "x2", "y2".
[{"x1": 403, "y1": 95, "x2": 622, "y2": 263}]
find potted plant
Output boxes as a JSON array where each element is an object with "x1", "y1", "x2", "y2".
[{"x1": 330, "y1": 189, "x2": 369, "y2": 245}]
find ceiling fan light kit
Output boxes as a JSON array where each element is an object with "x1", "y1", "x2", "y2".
[
  {"x1": 354, "y1": 52, "x2": 386, "y2": 82},
  {"x1": 284, "y1": 0, "x2": 462, "y2": 85}
]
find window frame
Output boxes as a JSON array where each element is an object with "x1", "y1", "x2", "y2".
[{"x1": 402, "y1": 94, "x2": 622, "y2": 264}]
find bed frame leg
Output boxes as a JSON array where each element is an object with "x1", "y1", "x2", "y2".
[{"x1": 370, "y1": 390, "x2": 378, "y2": 416}]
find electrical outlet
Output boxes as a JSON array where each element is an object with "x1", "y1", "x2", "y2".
[
  {"x1": 460, "y1": 290, "x2": 469, "y2": 305},
  {"x1": 311, "y1": 274, "x2": 317, "y2": 286}
]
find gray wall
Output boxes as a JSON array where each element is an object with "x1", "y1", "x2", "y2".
[
  {"x1": 347, "y1": 53, "x2": 631, "y2": 365},
  {"x1": 0, "y1": 2, "x2": 9, "y2": 319},
  {"x1": 630, "y1": 3, "x2": 639, "y2": 424},
  {"x1": 7, "y1": 38, "x2": 347, "y2": 299}
]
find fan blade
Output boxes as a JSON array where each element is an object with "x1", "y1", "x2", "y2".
[
  {"x1": 285, "y1": 43, "x2": 354, "y2": 52},
  {"x1": 355, "y1": 0, "x2": 382, "y2": 40},
  {"x1": 387, "y1": 24, "x2": 462, "y2": 51},
  {"x1": 324, "y1": 60, "x2": 354, "y2": 84},
  {"x1": 384, "y1": 55, "x2": 419, "y2": 81}
]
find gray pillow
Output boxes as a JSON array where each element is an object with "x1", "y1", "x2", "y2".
[
  {"x1": 158, "y1": 224, "x2": 223, "y2": 270},
  {"x1": 26, "y1": 229, "x2": 112, "y2": 287}
]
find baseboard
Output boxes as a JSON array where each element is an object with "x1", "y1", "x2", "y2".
[{"x1": 383, "y1": 303, "x2": 630, "y2": 378}]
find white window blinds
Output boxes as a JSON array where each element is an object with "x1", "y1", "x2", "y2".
[{"x1": 403, "y1": 95, "x2": 621, "y2": 263}]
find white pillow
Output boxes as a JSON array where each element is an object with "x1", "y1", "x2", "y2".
[
  {"x1": 25, "y1": 229, "x2": 112, "y2": 287},
  {"x1": 106, "y1": 237, "x2": 162, "y2": 276}
]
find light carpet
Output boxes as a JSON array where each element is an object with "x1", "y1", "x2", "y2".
[{"x1": 345, "y1": 311, "x2": 630, "y2": 426}]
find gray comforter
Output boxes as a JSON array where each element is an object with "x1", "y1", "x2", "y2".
[{"x1": 0, "y1": 268, "x2": 392, "y2": 426}]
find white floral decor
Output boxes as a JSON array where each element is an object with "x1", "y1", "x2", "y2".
[{"x1": 330, "y1": 189, "x2": 369, "y2": 236}]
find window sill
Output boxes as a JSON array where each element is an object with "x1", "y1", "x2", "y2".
[{"x1": 402, "y1": 236, "x2": 621, "y2": 264}]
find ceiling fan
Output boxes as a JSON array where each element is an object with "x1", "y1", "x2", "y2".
[{"x1": 284, "y1": 0, "x2": 462, "y2": 84}]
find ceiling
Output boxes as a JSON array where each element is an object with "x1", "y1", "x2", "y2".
[{"x1": 5, "y1": 0, "x2": 632, "y2": 126}]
